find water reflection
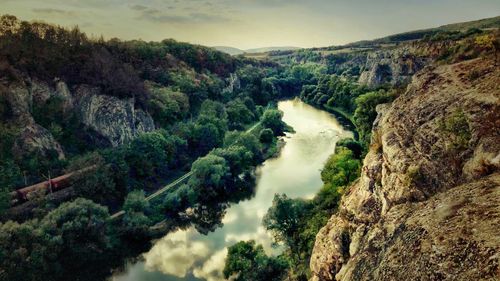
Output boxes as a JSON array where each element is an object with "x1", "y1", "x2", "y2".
[{"x1": 112, "y1": 99, "x2": 352, "y2": 281}]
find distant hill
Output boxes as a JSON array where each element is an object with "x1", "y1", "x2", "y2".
[
  {"x1": 345, "y1": 15, "x2": 500, "y2": 47},
  {"x1": 212, "y1": 46, "x2": 245, "y2": 55},
  {"x1": 213, "y1": 46, "x2": 301, "y2": 55},
  {"x1": 244, "y1": 46, "x2": 301, "y2": 53}
]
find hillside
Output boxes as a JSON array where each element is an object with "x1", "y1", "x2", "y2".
[
  {"x1": 214, "y1": 46, "x2": 300, "y2": 56},
  {"x1": 212, "y1": 46, "x2": 245, "y2": 55},
  {"x1": 311, "y1": 55, "x2": 500, "y2": 281}
]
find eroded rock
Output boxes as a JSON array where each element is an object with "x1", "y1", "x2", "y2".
[{"x1": 311, "y1": 58, "x2": 500, "y2": 281}]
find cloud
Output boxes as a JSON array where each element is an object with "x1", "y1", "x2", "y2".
[
  {"x1": 143, "y1": 230, "x2": 210, "y2": 277},
  {"x1": 32, "y1": 8, "x2": 76, "y2": 16},
  {"x1": 129, "y1": 4, "x2": 148, "y2": 11},
  {"x1": 135, "y1": 8, "x2": 230, "y2": 24},
  {"x1": 192, "y1": 248, "x2": 228, "y2": 281}
]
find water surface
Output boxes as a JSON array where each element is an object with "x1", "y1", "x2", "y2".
[{"x1": 112, "y1": 99, "x2": 352, "y2": 281}]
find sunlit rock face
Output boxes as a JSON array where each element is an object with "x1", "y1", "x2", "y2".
[
  {"x1": 358, "y1": 47, "x2": 428, "y2": 87},
  {"x1": 310, "y1": 58, "x2": 500, "y2": 281},
  {"x1": 2, "y1": 75, "x2": 155, "y2": 156},
  {"x1": 4, "y1": 79, "x2": 66, "y2": 160},
  {"x1": 75, "y1": 85, "x2": 155, "y2": 147}
]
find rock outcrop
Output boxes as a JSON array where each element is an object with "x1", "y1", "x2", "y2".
[
  {"x1": 75, "y1": 85, "x2": 155, "y2": 147},
  {"x1": 358, "y1": 47, "x2": 429, "y2": 87},
  {"x1": 3, "y1": 79, "x2": 66, "y2": 159},
  {"x1": 310, "y1": 57, "x2": 500, "y2": 281},
  {"x1": 2, "y1": 76, "x2": 156, "y2": 156}
]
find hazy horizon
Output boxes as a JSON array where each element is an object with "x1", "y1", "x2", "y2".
[{"x1": 0, "y1": 0, "x2": 499, "y2": 49}]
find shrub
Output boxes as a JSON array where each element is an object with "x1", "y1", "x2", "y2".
[
  {"x1": 259, "y1": 128, "x2": 274, "y2": 144},
  {"x1": 439, "y1": 109, "x2": 471, "y2": 151}
]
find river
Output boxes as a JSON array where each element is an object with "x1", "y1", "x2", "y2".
[{"x1": 112, "y1": 98, "x2": 353, "y2": 281}]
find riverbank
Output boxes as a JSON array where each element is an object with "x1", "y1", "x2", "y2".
[{"x1": 112, "y1": 99, "x2": 353, "y2": 281}]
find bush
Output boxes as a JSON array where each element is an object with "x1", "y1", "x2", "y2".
[
  {"x1": 321, "y1": 147, "x2": 361, "y2": 189},
  {"x1": 261, "y1": 109, "x2": 287, "y2": 135},
  {"x1": 439, "y1": 109, "x2": 471, "y2": 151},
  {"x1": 224, "y1": 240, "x2": 289, "y2": 281},
  {"x1": 353, "y1": 90, "x2": 395, "y2": 145},
  {"x1": 259, "y1": 128, "x2": 274, "y2": 144}
]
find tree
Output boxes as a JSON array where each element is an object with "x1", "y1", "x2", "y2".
[
  {"x1": 261, "y1": 109, "x2": 287, "y2": 135},
  {"x1": 122, "y1": 190, "x2": 151, "y2": 236},
  {"x1": 189, "y1": 154, "x2": 229, "y2": 199},
  {"x1": 69, "y1": 152, "x2": 119, "y2": 204},
  {"x1": 321, "y1": 147, "x2": 361, "y2": 189},
  {"x1": 259, "y1": 128, "x2": 274, "y2": 144},
  {"x1": 0, "y1": 198, "x2": 113, "y2": 281},
  {"x1": 0, "y1": 160, "x2": 21, "y2": 213},
  {"x1": 226, "y1": 99, "x2": 255, "y2": 129},
  {"x1": 263, "y1": 194, "x2": 311, "y2": 251},
  {"x1": 126, "y1": 131, "x2": 178, "y2": 179},
  {"x1": 353, "y1": 90, "x2": 394, "y2": 144},
  {"x1": 212, "y1": 145, "x2": 253, "y2": 176},
  {"x1": 224, "y1": 240, "x2": 288, "y2": 281}
]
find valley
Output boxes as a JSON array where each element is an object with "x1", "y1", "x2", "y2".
[{"x1": 0, "y1": 12, "x2": 499, "y2": 281}]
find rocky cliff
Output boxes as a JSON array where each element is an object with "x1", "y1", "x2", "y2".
[
  {"x1": 358, "y1": 46, "x2": 430, "y2": 87},
  {"x1": 75, "y1": 85, "x2": 154, "y2": 147},
  {"x1": 310, "y1": 57, "x2": 500, "y2": 280},
  {"x1": 2, "y1": 76, "x2": 155, "y2": 156}
]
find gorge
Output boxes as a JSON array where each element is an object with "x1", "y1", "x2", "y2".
[{"x1": 0, "y1": 12, "x2": 499, "y2": 281}]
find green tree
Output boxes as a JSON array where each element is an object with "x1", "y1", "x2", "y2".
[
  {"x1": 126, "y1": 131, "x2": 178, "y2": 179},
  {"x1": 261, "y1": 109, "x2": 287, "y2": 135},
  {"x1": 224, "y1": 240, "x2": 288, "y2": 281},
  {"x1": 226, "y1": 99, "x2": 255, "y2": 129},
  {"x1": 353, "y1": 90, "x2": 394, "y2": 144},
  {"x1": 263, "y1": 194, "x2": 311, "y2": 251},
  {"x1": 259, "y1": 128, "x2": 274, "y2": 144},
  {"x1": 0, "y1": 160, "x2": 21, "y2": 213},
  {"x1": 0, "y1": 198, "x2": 113, "y2": 281},
  {"x1": 122, "y1": 190, "x2": 151, "y2": 236},
  {"x1": 321, "y1": 147, "x2": 361, "y2": 189},
  {"x1": 189, "y1": 154, "x2": 229, "y2": 199}
]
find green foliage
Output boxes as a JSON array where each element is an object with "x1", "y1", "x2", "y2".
[
  {"x1": 0, "y1": 198, "x2": 112, "y2": 281},
  {"x1": 226, "y1": 98, "x2": 256, "y2": 130},
  {"x1": 353, "y1": 90, "x2": 395, "y2": 144},
  {"x1": 321, "y1": 147, "x2": 361, "y2": 189},
  {"x1": 69, "y1": 152, "x2": 122, "y2": 205},
  {"x1": 259, "y1": 144, "x2": 362, "y2": 280},
  {"x1": 126, "y1": 130, "x2": 182, "y2": 180},
  {"x1": 223, "y1": 240, "x2": 289, "y2": 281},
  {"x1": 261, "y1": 109, "x2": 287, "y2": 135},
  {"x1": 212, "y1": 145, "x2": 253, "y2": 176},
  {"x1": 439, "y1": 109, "x2": 472, "y2": 151},
  {"x1": 263, "y1": 194, "x2": 311, "y2": 249},
  {"x1": 188, "y1": 154, "x2": 230, "y2": 206},
  {"x1": 147, "y1": 83, "x2": 190, "y2": 127},
  {"x1": 336, "y1": 138, "x2": 364, "y2": 159},
  {"x1": 122, "y1": 190, "x2": 152, "y2": 236},
  {"x1": 0, "y1": 160, "x2": 21, "y2": 213},
  {"x1": 259, "y1": 128, "x2": 274, "y2": 144}
]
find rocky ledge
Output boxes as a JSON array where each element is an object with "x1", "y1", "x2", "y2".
[{"x1": 310, "y1": 57, "x2": 500, "y2": 281}]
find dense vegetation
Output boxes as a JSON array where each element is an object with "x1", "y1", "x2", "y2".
[
  {"x1": 225, "y1": 141, "x2": 362, "y2": 280},
  {"x1": 1, "y1": 13, "x2": 498, "y2": 281},
  {"x1": 0, "y1": 15, "x2": 296, "y2": 281}
]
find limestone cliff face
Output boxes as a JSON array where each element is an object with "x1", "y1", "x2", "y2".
[
  {"x1": 75, "y1": 85, "x2": 155, "y2": 147},
  {"x1": 358, "y1": 47, "x2": 429, "y2": 87},
  {"x1": 310, "y1": 58, "x2": 500, "y2": 281},
  {"x1": 3, "y1": 79, "x2": 66, "y2": 159},
  {"x1": 2, "y1": 76, "x2": 155, "y2": 156}
]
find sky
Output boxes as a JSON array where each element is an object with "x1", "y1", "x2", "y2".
[{"x1": 0, "y1": 0, "x2": 499, "y2": 49}]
